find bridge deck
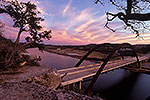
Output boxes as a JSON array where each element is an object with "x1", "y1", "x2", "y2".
[{"x1": 58, "y1": 55, "x2": 149, "y2": 86}]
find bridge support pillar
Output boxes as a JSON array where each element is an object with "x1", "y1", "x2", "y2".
[
  {"x1": 148, "y1": 57, "x2": 150, "y2": 62},
  {"x1": 79, "y1": 81, "x2": 82, "y2": 89},
  {"x1": 67, "y1": 85, "x2": 69, "y2": 89},
  {"x1": 73, "y1": 83, "x2": 75, "y2": 88}
]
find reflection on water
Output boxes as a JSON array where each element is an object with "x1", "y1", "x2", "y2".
[
  {"x1": 27, "y1": 48, "x2": 150, "y2": 100},
  {"x1": 27, "y1": 48, "x2": 93, "y2": 69},
  {"x1": 82, "y1": 69, "x2": 150, "y2": 100}
]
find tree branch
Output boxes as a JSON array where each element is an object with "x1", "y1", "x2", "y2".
[
  {"x1": 127, "y1": 13, "x2": 150, "y2": 21},
  {"x1": 0, "y1": 8, "x2": 6, "y2": 14},
  {"x1": 126, "y1": 0, "x2": 132, "y2": 15}
]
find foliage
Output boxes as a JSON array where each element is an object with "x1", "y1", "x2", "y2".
[
  {"x1": 25, "y1": 30, "x2": 52, "y2": 43},
  {"x1": 0, "y1": 0, "x2": 52, "y2": 44},
  {"x1": 95, "y1": 0, "x2": 150, "y2": 36}
]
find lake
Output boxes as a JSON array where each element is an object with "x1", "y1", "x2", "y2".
[{"x1": 27, "y1": 48, "x2": 150, "y2": 100}]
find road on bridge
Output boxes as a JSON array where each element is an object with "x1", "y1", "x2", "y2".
[{"x1": 58, "y1": 54, "x2": 149, "y2": 87}]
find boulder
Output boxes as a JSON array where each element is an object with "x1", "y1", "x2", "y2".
[{"x1": 24, "y1": 70, "x2": 61, "y2": 89}]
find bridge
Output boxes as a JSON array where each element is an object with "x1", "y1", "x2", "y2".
[{"x1": 58, "y1": 43, "x2": 150, "y2": 95}]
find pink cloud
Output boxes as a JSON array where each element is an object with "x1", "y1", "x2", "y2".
[
  {"x1": 1, "y1": 0, "x2": 150, "y2": 45},
  {"x1": 63, "y1": 0, "x2": 72, "y2": 16}
]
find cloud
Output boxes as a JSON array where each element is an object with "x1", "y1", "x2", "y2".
[
  {"x1": 2, "y1": 24, "x2": 29, "y2": 42},
  {"x1": 5, "y1": 0, "x2": 54, "y2": 17},
  {"x1": 64, "y1": 8, "x2": 102, "y2": 31},
  {"x1": 2, "y1": 0, "x2": 150, "y2": 45},
  {"x1": 75, "y1": 20, "x2": 96, "y2": 32},
  {"x1": 46, "y1": 28, "x2": 87, "y2": 45},
  {"x1": 49, "y1": 6, "x2": 143, "y2": 45},
  {"x1": 63, "y1": 0, "x2": 72, "y2": 16},
  {"x1": 37, "y1": 7, "x2": 55, "y2": 17}
]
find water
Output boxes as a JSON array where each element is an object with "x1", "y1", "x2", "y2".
[
  {"x1": 27, "y1": 48, "x2": 150, "y2": 100},
  {"x1": 82, "y1": 69, "x2": 150, "y2": 100},
  {"x1": 26, "y1": 48, "x2": 93, "y2": 69}
]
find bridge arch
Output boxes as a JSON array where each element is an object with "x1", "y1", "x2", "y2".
[{"x1": 74, "y1": 43, "x2": 140, "y2": 95}]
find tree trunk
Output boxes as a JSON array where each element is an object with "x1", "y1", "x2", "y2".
[
  {"x1": 126, "y1": 0, "x2": 132, "y2": 15},
  {"x1": 15, "y1": 27, "x2": 23, "y2": 45}
]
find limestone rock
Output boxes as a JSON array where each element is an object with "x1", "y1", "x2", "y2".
[{"x1": 24, "y1": 70, "x2": 61, "y2": 89}]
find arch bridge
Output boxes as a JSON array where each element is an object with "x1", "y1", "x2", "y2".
[{"x1": 58, "y1": 43, "x2": 149, "y2": 95}]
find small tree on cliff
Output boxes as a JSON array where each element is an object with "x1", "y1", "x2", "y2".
[
  {"x1": 0, "y1": 0, "x2": 51, "y2": 44},
  {"x1": 95, "y1": 0, "x2": 150, "y2": 37}
]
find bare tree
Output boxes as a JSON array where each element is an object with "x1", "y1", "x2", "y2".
[
  {"x1": 95, "y1": 0, "x2": 150, "y2": 37},
  {"x1": 0, "y1": 0, "x2": 52, "y2": 44}
]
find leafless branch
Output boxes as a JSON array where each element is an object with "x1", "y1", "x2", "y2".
[{"x1": 95, "y1": 0, "x2": 103, "y2": 5}]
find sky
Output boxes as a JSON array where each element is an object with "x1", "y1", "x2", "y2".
[{"x1": 1, "y1": 0, "x2": 150, "y2": 45}]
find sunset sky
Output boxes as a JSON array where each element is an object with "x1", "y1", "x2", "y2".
[{"x1": 1, "y1": 0, "x2": 150, "y2": 45}]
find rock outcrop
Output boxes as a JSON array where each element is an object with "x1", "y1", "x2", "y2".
[
  {"x1": 0, "y1": 82, "x2": 102, "y2": 100},
  {"x1": 24, "y1": 69, "x2": 61, "y2": 89},
  {"x1": 0, "y1": 66, "x2": 102, "y2": 100}
]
